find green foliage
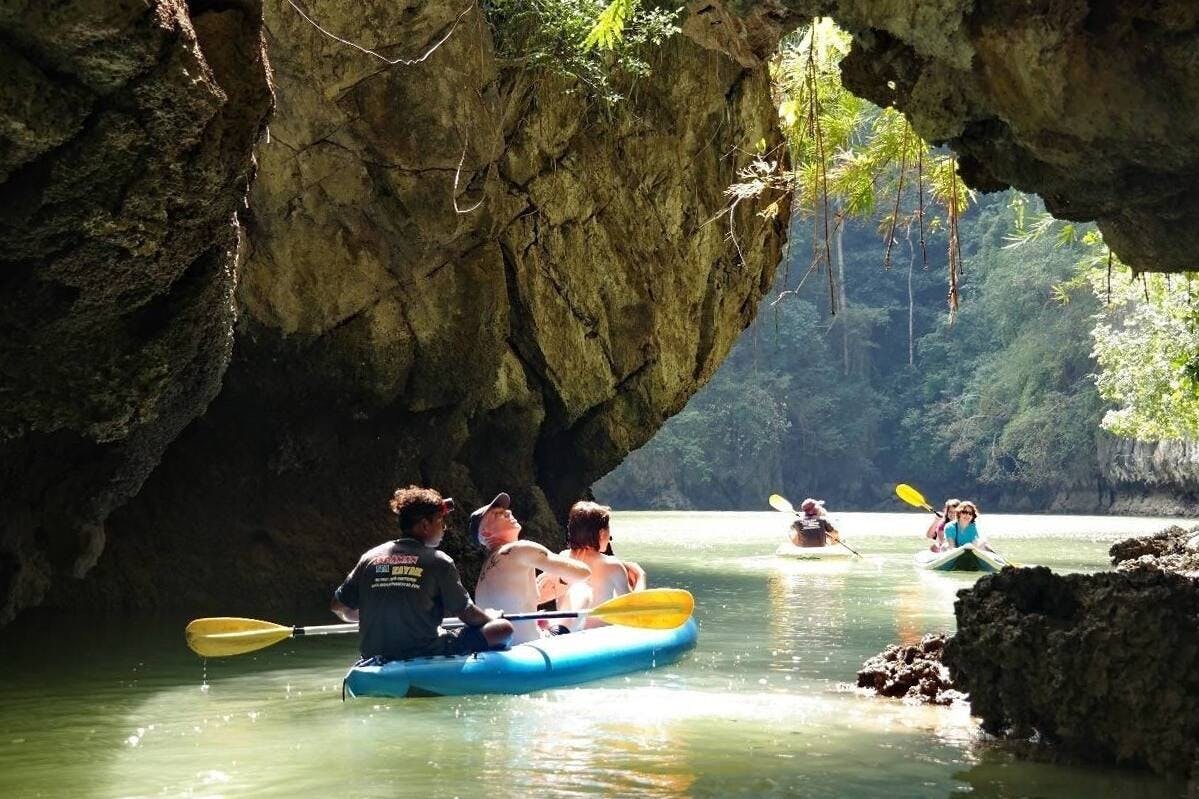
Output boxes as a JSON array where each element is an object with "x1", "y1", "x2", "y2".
[
  {"x1": 583, "y1": 0, "x2": 634, "y2": 50},
  {"x1": 1091, "y1": 273, "x2": 1199, "y2": 439},
  {"x1": 1006, "y1": 195, "x2": 1199, "y2": 440},
  {"x1": 485, "y1": 0, "x2": 681, "y2": 105}
]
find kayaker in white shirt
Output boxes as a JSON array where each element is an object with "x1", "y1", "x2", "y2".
[
  {"x1": 472, "y1": 493, "x2": 591, "y2": 645},
  {"x1": 539, "y1": 501, "x2": 646, "y2": 631}
]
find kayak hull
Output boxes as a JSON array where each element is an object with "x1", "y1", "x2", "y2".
[
  {"x1": 343, "y1": 618, "x2": 698, "y2": 698},
  {"x1": 914, "y1": 543, "x2": 1007, "y2": 572},
  {"x1": 774, "y1": 543, "x2": 854, "y2": 560}
]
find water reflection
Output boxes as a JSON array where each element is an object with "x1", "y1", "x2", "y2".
[
  {"x1": 766, "y1": 559, "x2": 850, "y2": 678},
  {"x1": 894, "y1": 571, "x2": 968, "y2": 644}
]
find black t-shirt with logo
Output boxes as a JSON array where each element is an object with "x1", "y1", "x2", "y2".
[
  {"x1": 796, "y1": 516, "x2": 833, "y2": 546},
  {"x1": 334, "y1": 537, "x2": 474, "y2": 661}
]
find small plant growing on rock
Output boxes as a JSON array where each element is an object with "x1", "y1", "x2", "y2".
[{"x1": 484, "y1": 0, "x2": 682, "y2": 106}]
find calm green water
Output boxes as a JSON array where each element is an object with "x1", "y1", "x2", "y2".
[{"x1": 1, "y1": 511, "x2": 1193, "y2": 798}]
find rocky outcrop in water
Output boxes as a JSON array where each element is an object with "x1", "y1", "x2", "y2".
[
  {"x1": 944, "y1": 566, "x2": 1199, "y2": 775},
  {"x1": 0, "y1": 0, "x2": 272, "y2": 624},
  {"x1": 857, "y1": 633, "x2": 963, "y2": 705},
  {"x1": 1110, "y1": 525, "x2": 1199, "y2": 578}
]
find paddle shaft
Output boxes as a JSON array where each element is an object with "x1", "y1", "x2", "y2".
[{"x1": 280, "y1": 608, "x2": 612, "y2": 640}]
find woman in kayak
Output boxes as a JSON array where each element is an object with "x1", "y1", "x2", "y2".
[
  {"x1": 789, "y1": 498, "x2": 840, "y2": 547},
  {"x1": 926, "y1": 498, "x2": 960, "y2": 551},
  {"x1": 539, "y1": 501, "x2": 646, "y2": 630},
  {"x1": 942, "y1": 500, "x2": 988, "y2": 550}
]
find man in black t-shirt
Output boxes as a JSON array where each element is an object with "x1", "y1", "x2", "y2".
[
  {"x1": 331, "y1": 486, "x2": 513, "y2": 661},
  {"x1": 789, "y1": 498, "x2": 840, "y2": 548}
]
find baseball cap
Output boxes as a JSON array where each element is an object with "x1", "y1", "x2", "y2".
[{"x1": 468, "y1": 492, "x2": 511, "y2": 545}]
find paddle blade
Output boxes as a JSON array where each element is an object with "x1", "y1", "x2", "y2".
[
  {"x1": 185, "y1": 617, "x2": 294, "y2": 658},
  {"x1": 895, "y1": 483, "x2": 933, "y2": 511},
  {"x1": 590, "y1": 588, "x2": 695, "y2": 630},
  {"x1": 768, "y1": 494, "x2": 795, "y2": 514}
]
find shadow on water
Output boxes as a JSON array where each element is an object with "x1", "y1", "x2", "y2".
[{"x1": 952, "y1": 748, "x2": 1190, "y2": 799}]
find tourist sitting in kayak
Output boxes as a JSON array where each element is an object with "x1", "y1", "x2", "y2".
[
  {"x1": 472, "y1": 492, "x2": 591, "y2": 644},
  {"x1": 330, "y1": 486, "x2": 513, "y2": 662},
  {"x1": 926, "y1": 498, "x2": 960, "y2": 551},
  {"x1": 789, "y1": 498, "x2": 840, "y2": 547},
  {"x1": 942, "y1": 500, "x2": 990, "y2": 550},
  {"x1": 539, "y1": 501, "x2": 646, "y2": 630}
]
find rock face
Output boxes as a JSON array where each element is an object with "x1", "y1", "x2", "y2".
[
  {"x1": 769, "y1": 0, "x2": 1199, "y2": 275},
  {"x1": 944, "y1": 567, "x2": 1199, "y2": 775},
  {"x1": 0, "y1": 0, "x2": 272, "y2": 624},
  {"x1": 856, "y1": 633, "x2": 963, "y2": 705},
  {"x1": 1099, "y1": 434, "x2": 1199, "y2": 515},
  {"x1": 42, "y1": 0, "x2": 787, "y2": 614}
]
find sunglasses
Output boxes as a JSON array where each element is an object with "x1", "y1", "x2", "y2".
[{"x1": 957, "y1": 509, "x2": 975, "y2": 516}]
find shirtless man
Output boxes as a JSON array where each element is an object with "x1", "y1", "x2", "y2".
[
  {"x1": 539, "y1": 501, "x2": 646, "y2": 630},
  {"x1": 471, "y1": 492, "x2": 591, "y2": 644}
]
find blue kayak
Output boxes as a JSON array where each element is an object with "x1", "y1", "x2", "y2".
[{"x1": 343, "y1": 619, "x2": 699, "y2": 698}]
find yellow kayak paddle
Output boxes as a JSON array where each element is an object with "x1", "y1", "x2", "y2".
[
  {"x1": 895, "y1": 483, "x2": 939, "y2": 515},
  {"x1": 186, "y1": 587, "x2": 696, "y2": 658}
]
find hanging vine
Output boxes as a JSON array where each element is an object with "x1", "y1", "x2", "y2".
[{"x1": 723, "y1": 18, "x2": 975, "y2": 318}]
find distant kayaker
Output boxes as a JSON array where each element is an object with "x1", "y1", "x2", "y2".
[
  {"x1": 472, "y1": 492, "x2": 592, "y2": 645},
  {"x1": 943, "y1": 500, "x2": 989, "y2": 550},
  {"x1": 540, "y1": 501, "x2": 646, "y2": 630},
  {"x1": 330, "y1": 486, "x2": 513, "y2": 662},
  {"x1": 790, "y1": 498, "x2": 840, "y2": 547},
  {"x1": 926, "y1": 498, "x2": 960, "y2": 551}
]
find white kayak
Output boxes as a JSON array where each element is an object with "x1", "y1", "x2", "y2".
[
  {"x1": 775, "y1": 542, "x2": 855, "y2": 560},
  {"x1": 914, "y1": 543, "x2": 1007, "y2": 572}
]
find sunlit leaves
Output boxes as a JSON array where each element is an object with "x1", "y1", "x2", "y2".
[
  {"x1": 730, "y1": 17, "x2": 975, "y2": 311},
  {"x1": 583, "y1": 0, "x2": 633, "y2": 50}
]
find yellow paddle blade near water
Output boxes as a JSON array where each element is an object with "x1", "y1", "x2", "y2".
[
  {"x1": 185, "y1": 617, "x2": 295, "y2": 658},
  {"x1": 767, "y1": 494, "x2": 795, "y2": 514},
  {"x1": 895, "y1": 483, "x2": 933, "y2": 512},
  {"x1": 589, "y1": 588, "x2": 695, "y2": 630}
]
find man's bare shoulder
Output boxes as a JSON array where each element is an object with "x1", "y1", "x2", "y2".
[{"x1": 497, "y1": 540, "x2": 551, "y2": 563}]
